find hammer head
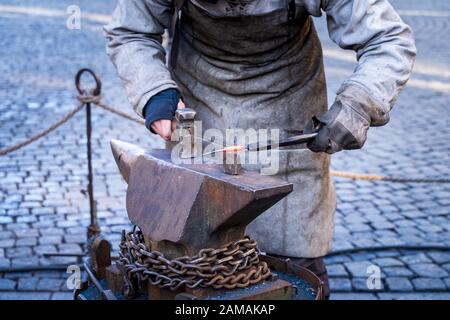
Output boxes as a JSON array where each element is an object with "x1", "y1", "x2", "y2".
[
  {"x1": 175, "y1": 108, "x2": 196, "y2": 123},
  {"x1": 110, "y1": 140, "x2": 292, "y2": 257}
]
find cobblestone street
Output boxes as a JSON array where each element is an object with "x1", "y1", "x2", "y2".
[{"x1": 0, "y1": 0, "x2": 449, "y2": 300}]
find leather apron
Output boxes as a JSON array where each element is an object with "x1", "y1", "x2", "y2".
[{"x1": 170, "y1": 1, "x2": 336, "y2": 258}]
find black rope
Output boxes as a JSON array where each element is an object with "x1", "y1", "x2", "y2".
[{"x1": 327, "y1": 245, "x2": 450, "y2": 257}]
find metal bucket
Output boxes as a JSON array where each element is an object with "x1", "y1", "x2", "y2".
[
  {"x1": 74, "y1": 254, "x2": 323, "y2": 300},
  {"x1": 260, "y1": 254, "x2": 324, "y2": 300}
]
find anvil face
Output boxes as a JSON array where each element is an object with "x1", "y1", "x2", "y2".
[{"x1": 111, "y1": 140, "x2": 293, "y2": 257}]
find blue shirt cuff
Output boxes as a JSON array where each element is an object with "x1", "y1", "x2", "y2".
[{"x1": 143, "y1": 89, "x2": 180, "y2": 134}]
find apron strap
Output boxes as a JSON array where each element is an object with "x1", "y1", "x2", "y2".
[
  {"x1": 175, "y1": 0, "x2": 186, "y2": 11},
  {"x1": 169, "y1": 0, "x2": 186, "y2": 74},
  {"x1": 287, "y1": 0, "x2": 296, "y2": 24}
]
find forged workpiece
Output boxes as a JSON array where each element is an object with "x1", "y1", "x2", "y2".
[{"x1": 223, "y1": 149, "x2": 242, "y2": 175}]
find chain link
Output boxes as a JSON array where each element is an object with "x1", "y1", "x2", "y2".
[{"x1": 118, "y1": 228, "x2": 271, "y2": 291}]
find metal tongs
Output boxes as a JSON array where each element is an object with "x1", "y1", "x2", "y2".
[
  {"x1": 246, "y1": 131, "x2": 318, "y2": 152},
  {"x1": 188, "y1": 116, "x2": 324, "y2": 158}
]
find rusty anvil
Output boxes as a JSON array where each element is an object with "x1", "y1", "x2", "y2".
[{"x1": 110, "y1": 139, "x2": 293, "y2": 258}]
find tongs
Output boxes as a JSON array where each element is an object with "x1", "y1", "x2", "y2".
[
  {"x1": 246, "y1": 131, "x2": 318, "y2": 152},
  {"x1": 181, "y1": 117, "x2": 323, "y2": 159}
]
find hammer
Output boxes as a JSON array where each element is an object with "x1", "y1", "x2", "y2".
[{"x1": 167, "y1": 108, "x2": 199, "y2": 158}]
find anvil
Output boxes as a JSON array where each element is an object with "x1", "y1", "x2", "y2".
[{"x1": 111, "y1": 140, "x2": 293, "y2": 258}]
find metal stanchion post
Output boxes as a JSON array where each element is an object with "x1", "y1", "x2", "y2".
[
  {"x1": 75, "y1": 68, "x2": 102, "y2": 239},
  {"x1": 85, "y1": 100, "x2": 100, "y2": 239}
]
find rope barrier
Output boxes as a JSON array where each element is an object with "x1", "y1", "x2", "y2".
[
  {"x1": 327, "y1": 245, "x2": 450, "y2": 257},
  {"x1": 330, "y1": 170, "x2": 450, "y2": 184},
  {"x1": 95, "y1": 101, "x2": 145, "y2": 125},
  {"x1": 0, "y1": 103, "x2": 85, "y2": 156},
  {"x1": 1, "y1": 68, "x2": 449, "y2": 185}
]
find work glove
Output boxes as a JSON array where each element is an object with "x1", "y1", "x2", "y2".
[
  {"x1": 143, "y1": 88, "x2": 184, "y2": 140},
  {"x1": 305, "y1": 99, "x2": 371, "y2": 154}
]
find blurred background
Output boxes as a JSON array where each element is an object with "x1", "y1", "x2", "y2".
[{"x1": 0, "y1": 0, "x2": 449, "y2": 300}]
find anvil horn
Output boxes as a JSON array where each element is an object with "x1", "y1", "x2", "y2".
[{"x1": 110, "y1": 139, "x2": 145, "y2": 183}]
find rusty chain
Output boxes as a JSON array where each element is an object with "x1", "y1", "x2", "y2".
[{"x1": 118, "y1": 227, "x2": 272, "y2": 291}]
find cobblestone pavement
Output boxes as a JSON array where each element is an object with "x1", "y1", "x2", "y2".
[{"x1": 0, "y1": 0, "x2": 449, "y2": 300}]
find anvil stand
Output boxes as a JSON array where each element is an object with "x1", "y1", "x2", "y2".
[
  {"x1": 73, "y1": 140, "x2": 324, "y2": 300},
  {"x1": 66, "y1": 70, "x2": 324, "y2": 300}
]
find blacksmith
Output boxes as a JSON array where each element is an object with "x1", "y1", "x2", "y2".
[{"x1": 104, "y1": 0, "x2": 416, "y2": 298}]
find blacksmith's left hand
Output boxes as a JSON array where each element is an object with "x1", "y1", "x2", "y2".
[{"x1": 305, "y1": 100, "x2": 370, "y2": 154}]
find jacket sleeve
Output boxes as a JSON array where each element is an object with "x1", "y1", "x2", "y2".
[
  {"x1": 104, "y1": 0, "x2": 179, "y2": 117},
  {"x1": 320, "y1": 0, "x2": 416, "y2": 126}
]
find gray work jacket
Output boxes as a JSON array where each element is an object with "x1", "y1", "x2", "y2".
[
  {"x1": 104, "y1": 0, "x2": 415, "y2": 258},
  {"x1": 104, "y1": 0, "x2": 416, "y2": 123}
]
